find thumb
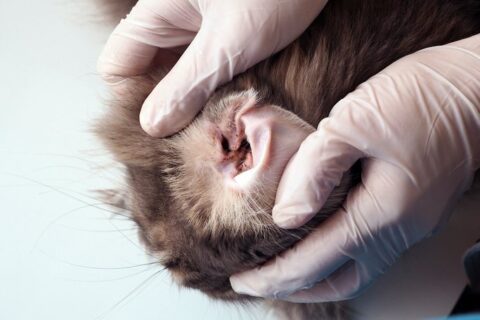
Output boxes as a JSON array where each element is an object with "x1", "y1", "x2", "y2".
[
  {"x1": 273, "y1": 118, "x2": 364, "y2": 229},
  {"x1": 139, "y1": 22, "x2": 242, "y2": 136},
  {"x1": 139, "y1": 22, "x2": 237, "y2": 137}
]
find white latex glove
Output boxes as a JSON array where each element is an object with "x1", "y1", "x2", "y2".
[
  {"x1": 97, "y1": 0, "x2": 328, "y2": 137},
  {"x1": 230, "y1": 34, "x2": 480, "y2": 302}
]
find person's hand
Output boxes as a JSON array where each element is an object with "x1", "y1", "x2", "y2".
[
  {"x1": 97, "y1": 0, "x2": 328, "y2": 137},
  {"x1": 230, "y1": 34, "x2": 480, "y2": 302}
]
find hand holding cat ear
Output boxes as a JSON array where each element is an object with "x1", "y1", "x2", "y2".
[
  {"x1": 97, "y1": 0, "x2": 328, "y2": 137},
  {"x1": 230, "y1": 34, "x2": 480, "y2": 302}
]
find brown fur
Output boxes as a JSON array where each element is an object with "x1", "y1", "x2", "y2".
[{"x1": 95, "y1": 0, "x2": 480, "y2": 319}]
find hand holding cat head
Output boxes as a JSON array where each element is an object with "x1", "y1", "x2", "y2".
[
  {"x1": 230, "y1": 34, "x2": 480, "y2": 302},
  {"x1": 97, "y1": 0, "x2": 328, "y2": 137}
]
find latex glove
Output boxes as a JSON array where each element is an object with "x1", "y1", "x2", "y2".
[
  {"x1": 97, "y1": 0, "x2": 328, "y2": 137},
  {"x1": 230, "y1": 34, "x2": 480, "y2": 302}
]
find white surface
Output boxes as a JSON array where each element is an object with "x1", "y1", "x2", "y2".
[{"x1": 0, "y1": 1, "x2": 479, "y2": 319}]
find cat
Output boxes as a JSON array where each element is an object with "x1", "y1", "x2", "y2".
[{"x1": 95, "y1": 0, "x2": 480, "y2": 318}]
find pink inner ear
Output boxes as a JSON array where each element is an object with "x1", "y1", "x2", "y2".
[
  {"x1": 211, "y1": 100, "x2": 314, "y2": 192},
  {"x1": 233, "y1": 106, "x2": 297, "y2": 189},
  {"x1": 207, "y1": 97, "x2": 271, "y2": 189},
  {"x1": 239, "y1": 110, "x2": 273, "y2": 169}
]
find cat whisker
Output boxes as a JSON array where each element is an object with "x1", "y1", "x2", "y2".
[
  {"x1": 38, "y1": 248, "x2": 158, "y2": 270},
  {"x1": 4, "y1": 173, "x2": 146, "y2": 253},
  {"x1": 95, "y1": 268, "x2": 166, "y2": 320},
  {"x1": 57, "y1": 224, "x2": 136, "y2": 233},
  {"x1": 60, "y1": 265, "x2": 157, "y2": 283},
  {"x1": 31, "y1": 202, "x2": 108, "y2": 252}
]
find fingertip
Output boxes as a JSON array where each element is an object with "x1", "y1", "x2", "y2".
[
  {"x1": 230, "y1": 266, "x2": 291, "y2": 299},
  {"x1": 231, "y1": 270, "x2": 312, "y2": 300},
  {"x1": 139, "y1": 99, "x2": 165, "y2": 137},
  {"x1": 272, "y1": 201, "x2": 317, "y2": 229},
  {"x1": 229, "y1": 272, "x2": 263, "y2": 297},
  {"x1": 272, "y1": 211, "x2": 313, "y2": 229},
  {"x1": 139, "y1": 92, "x2": 193, "y2": 137}
]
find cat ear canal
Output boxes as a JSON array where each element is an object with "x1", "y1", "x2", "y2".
[{"x1": 95, "y1": 189, "x2": 131, "y2": 216}]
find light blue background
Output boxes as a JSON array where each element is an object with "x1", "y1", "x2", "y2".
[{"x1": 1, "y1": 1, "x2": 479, "y2": 319}]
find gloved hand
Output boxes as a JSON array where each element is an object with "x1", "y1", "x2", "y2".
[
  {"x1": 230, "y1": 34, "x2": 480, "y2": 302},
  {"x1": 97, "y1": 0, "x2": 328, "y2": 137}
]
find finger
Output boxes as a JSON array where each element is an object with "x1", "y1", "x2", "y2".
[
  {"x1": 272, "y1": 74, "x2": 408, "y2": 229},
  {"x1": 231, "y1": 162, "x2": 402, "y2": 299},
  {"x1": 97, "y1": 0, "x2": 200, "y2": 78},
  {"x1": 138, "y1": 26, "x2": 218, "y2": 136},
  {"x1": 272, "y1": 120, "x2": 364, "y2": 229},
  {"x1": 282, "y1": 261, "x2": 376, "y2": 303},
  {"x1": 139, "y1": 14, "x2": 260, "y2": 136},
  {"x1": 280, "y1": 161, "x2": 412, "y2": 302}
]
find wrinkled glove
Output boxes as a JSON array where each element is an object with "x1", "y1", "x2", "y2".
[
  {"x1": 97, "y1": 0, "x2": 328, "y2": 137},
  {"x1": 230, "y1": 34, "x2": 480, "y2": 302}
]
